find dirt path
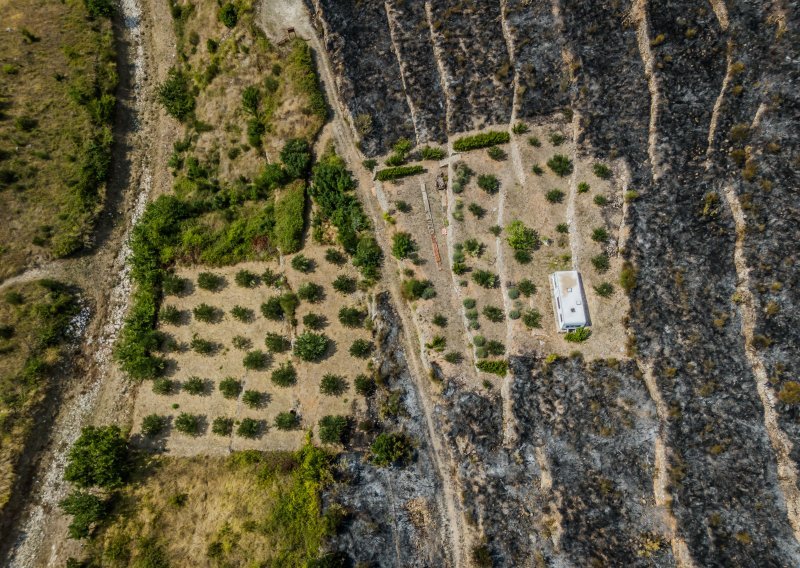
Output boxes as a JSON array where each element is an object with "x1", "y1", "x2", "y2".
[
  {"x1": 4, "y1": 0, "x2": 177, "y2": 564},
  {"x1": 259, "y1": 2, "x2": 468, "y2": 565}
]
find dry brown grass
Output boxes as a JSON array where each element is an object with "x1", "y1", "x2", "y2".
[{"x1": 0, "y1": 0, "x2": 114, "y2": 280}]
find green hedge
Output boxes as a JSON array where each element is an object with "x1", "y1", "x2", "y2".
[
  {"x1": 273, "y1": 181, "x2": 306, "y2": 254},
  {"x1": 287, "y1": 39, "x2": 326, "y2": 121},
  {"x1": 476, "y1": 359, "x2": 508, "y2": 376},
  {"x1": 375, "y1": 165, "x2": 424, "y2": 181},
  {"x1": 453, "y1": 131, "x2": 510, "y2": 152}
]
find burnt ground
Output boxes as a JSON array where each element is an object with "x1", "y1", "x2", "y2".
[{"x1": 311, "y1": 0, "x2": 800, "y2": 566}]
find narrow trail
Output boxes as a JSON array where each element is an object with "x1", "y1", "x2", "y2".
[
  {"x1": 383, "y1": 1, "x2": 422, "y2": 146},
  {"x1": 262, "y1": 2, "x2": 469, "y2": 565},
  {"x1": 424, "y1": 1, "x2": 453, "y2": 135},
  {"x1": 0, "y1": 263, "x2": 67, "y2": 292},
  {"x1": 631, "y1": 0, "x2": 663, "y2": 179},
  {"x1": 565, "y1": 113, "x2": 581, "y2": 268},
  {"x1": 706, "y1": 43, "x2": 733, "y2": 163}
]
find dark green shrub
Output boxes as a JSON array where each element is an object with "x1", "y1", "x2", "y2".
[
  {"x1": 175, "y1": 413, "x2": 201, "y2": 435},
  {"x1": 264, "y1": 332, "x2": 291, "y2": 353},
  {"x1": 261, "y1": 296, "x2": 284, "y2": 320},
  {"x1": 212, "y1": 417, "x2": 233, "y2": 436},
  {"x1": 468, "y1": 203, "x2": 486, "y2": 219},
  {"x1": 487, "y1": 146, "x2": 507, "y2": 161},
  {"x1": 272, "y1": 361, "x2": 298, "y2": 386},
  {"x1": 4, "y1": 290, "x2": 24, "y2": 305},
  {"x1": 425, "y1": 336, "x2": 446, "y2": 352},
  {"x1": 592, "y1": 227, "x2": 609, "y2": 243},
  {"x1": 242, "y1": 390, "x2": 264, "y2": 407},
  {"x1": 482, "y1": 306, "x2": 504, "y2": 323},
  {"x1": 303, "y1": 313, "x2": 327, "y2": 330},
  {"x1": 59, "y1": 490, "x2": 106, "y2": 539},
  {"x1": 193, "y1": 303, "x2": 219, "y2": 323},
  {"x1": 453, "y1": 131, "x2": 510, "y2": 151},
  {"x1": 234, "y1": 269, "x2": 259, "y2": 288},
  {"x1": 157, "y1": 68, "x2": 195, "y2": 122},
  {"x1": 486, "y1": 340, "x2": 505, "y2": 356},
  {"x1": 219, "y1": 377, "x2": 242, "y2": 399},
  {"x1": 363, "y1": 159, "x2": 377, "y2": 171},
  {"x1": 545, "y1": 189, "x2": 565, "y2": 203},
  {"x1": 280, "y1": 138, "x2": 312, "y2": 179},
  {"x1": 65, "y1": 426, "x2": 129, "y2": 488},
  {"x1": 463, "y1": 298, "x2": 476, "y2": 309},
  {"x1": 183, "y1": 376, "x2": 206, "y2": 395},
  {"x1": 294, "y1": 332, "x2": 330, "y2": 361},
  {"x1": 298, "y1": 282, "x2": 325, "y2": 303},
  {"x1": 477, "y1": 174, "x2": 500, "y2": 194},
  {"x1": 354, "y1": 374, "x2": 376, "y2": 397},
  {"x1": 556, "y1": 223, "x2": 569, "y2": 233},
  {"x1": 578, "y1": 182, "x2": 590, "y2": 193},
  {"x1": 218, "y1": 2, "x2": 237, "y2": 27},
  {"x1": 197, "y1": 272, "x2": 224, "y2": 291},
  {"x1": 564, "y1": 327, "x2": 591, "y2": 342},
  {"x1": 353, "y1": 235, "x2": 383, "y2": 280},
  {"x1": 231, "y1": 335, "x2": 251, "y2": 350},
  {"x1": 472, "y1": 544, "x2": 493, "y2": 567},
  {"x1": 349, "y1": 339, "x2": 374, "y2": 359},
  {"x1": 594, "y1": 282, "x2": 615, "y2": 297},
  {"x1": 591, "y1": 254, "x2": 610, "y2": 273},
  {"x1": 593, "y1": 163, "x2": 612, "y2": 179},
  {"x1": 476, "y1": 359, "x2": 508, "y2": 376},
  {"x1": 159, "y1": 305, "x2": 181, "y2": 325},
  {"x1": 320, "y1": 374, "x2": 348, "y2": 396},
  {"x1": 190, "y1": 336, "x2": 215, "y2": 355},
  {"x1": 472, "y1": 270, "x2": 499, "y2": 289},
  {"x1": 432, "y1": 314, "x2": 448, "y2": 328},
  {"x1": 84, "y1": 0, "x2": 115, "y2": 18},
  {"x1": 375, "y1": 165, "x2": 425, "y2": 181},
  {"x1": 237, "y1": 418, "x2": 262, "y2": 439},
  {"x1": 518, "y1": 279, "x2": 537, "y2": 296},
  {"x1": 528, "y1": 136, "x2": 541, "y2": 147},
  {"x1": 162, "y1": 273, "x2": 187, "y2": 295},
  {"x1": 325, "y1": 248, "x2": 346, "y2": 265},
  {"x1": 318, "y1": 415, "x2": 350, "y2": 445},
  {"x1": 507, "y1": 288, "x2": 520, "y2": 300},
  {"x1": 141, "y1": 414, "x2": 167, "y2": 437},
  {"x1": 522, "y1": 308, "x2": 542, "y2": 329},
  {"x1": 371, "y1": 432, "x2": 414, "y2": 467},
  {"x1": 620, "y1": 262, "x2": 638, "y2": 292},
  {"x1": 241, "y1": 85, "x2": 261, "y2": 115},
  {"x1": 463, "y1": 238, "x2": 484, "y2": 257},
  {"x1": 274, "y1": 181, "x2": 306, "y2": 254},
  {"x1": 338, "y1": 306, "x2": 367, "y2": 328},
  {"x1": 152, "y1": 378, "x2": 174, "y2": 395},
  {"x1": 506, "y1": 220, "x2": 539, "y2": 252},
  {"x1": 531, "y1": 164, "x2": 544, "y2": 175},
  {"x1": 444, "y1": 351, "x2": 462, "y2": 364},
  {"x1": 291, "y1": 254, "x2": 314, "y2": 273},
  {"x1": 243, "y1": 350, "x2": 269, "y2": 370},
  {"x1": 512, "y1": 123, "x2": 529, "y2": 135},
  {"x1": 392, "y1": 232, "x2": 417, "y2": 259},
  {"x1": 514, "y1": 250, "x2": 532, "y2": 264},
  {"x1": 274, "y1": 412, "x2": 300, "y2": 431},
  {"x1": 280, "y1": 291, "x2": 301, "y2": 318},
  {"x1": 332, "y1": 275, "x2": 357, "y2": 294},
  {"x1": 594, "y1": 195, "x2": 609, "y2": 206},
  {"x1": 419, "y1": 146, "x2": 446, "y2": 160},
  {"x1": 509, "y1": 309, "x2": 520, "y2": 320},
  {"x1": 549, "y1": 132, "x2": 566, "y2": 146},
  {"x1": 230, "y1": 305, "x2": 253, "y2": 322}
]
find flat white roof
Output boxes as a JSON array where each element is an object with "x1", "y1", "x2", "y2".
[{"x1": 550, "y1": 271, "x2": 589, "y2": 331}]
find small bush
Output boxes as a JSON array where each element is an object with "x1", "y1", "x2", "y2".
[
  {"x1": 444, "y1": 351, "x2": 462, "y2": 364},
  {"x1": 468, "y1": 202, "x2": 486, "y2": 219},
  {"x1": 190, "y1": 336, "x2": 215, "y2": 355},
  {"x1": 375, "y1": 165, "x2": 425, "y2": 181},
  {"x1": 419, "y1": 146, "x2": 446, "y2": 160},
  {"x1": 234, "y1": 270, "x2": 259, "y2": 288},
  {"x1": 473, "y1": 270, "x2": 499, "y2": 289},
  {"x1": 473, "y1": 335, "x2": 486, "y2": 347},
  {"x1": 565, "y1": 327, "x2": 591, "y2": 342},
  {"x1": 354, "y1": 374, "x2": 376, "y2": 396},
  {"x1": 507, "y1": 288, "x2": 520, "y2": 300},
  {"x1": 620, "y1": 262, "x2": 638, "y2": 292},
  {"x1": 594, "y1": 282, "x2": 615, "y2": 297},
  {"x1": 506, "y1": 220, "x2": 540, "y2": 251},
  {"x1": 294, "y1": 332, "x2": 330, "y2": 361},
  {"x1": 482, "y1": 306, "x2": 504, "y2": 323},
  {"x1": 349, "y1": 339, "x2": 374, "y2": 359},
  {"x1": 592, "y1": 227, "x2": 609, "y2": 243},
  {"x1": 242, "y1": 390, "x2": 264, "y2": 408},
  {"x1": 318, "y1": 415, "x2": 350, "y2": 445},
  {"x1": 453, "y1": 131, "x2": 510, "y2": 152},
  {"x1": 274, "y1": 412, "x2": 301, "y2": 430},
  {"x1": 550, "y1": 132, "x2": 566, "y2": 146},
  {"x1": 193, "y1": 303, "x2": 218, "y2": 323},
  {"x1": 174, "y1": 413, "x2": 201, "y2": 436},
  {"x1": 291, "y1": 254, "x2": 314, "y2": 273},
  {"x1": 157, "y1": 68, "x2": 195, "y2": 122},
  {"x1": 432, "y1": 314, "x2": 448, "y2": 328},
  {"x1": 594, "y1": 195, "x2": 609, "y2": 206},
  {"x1": 152, "y1": 378, "x2": 175, "y2": 395},
  {"x1": 333, "y1": 275, "x2": 357, "y2": 294},
  {"x1": 141, "y1": 414, "x2": 166, "y2": 437},
  {"x1": 476, "y1": 359, "x2": 508, "y2": 376},
  {"x1": 518, "y1": 279, "x2": 537, "y2": 296},
  {"x1": 183, "y1": 376, "x2": 206, "y2": 395},
  {"x1": 325, "y1": 248, "x2": 346, "y2": 265},
  {"x1": 425, "y1": 335, "x2": 447, "y2": 352},
  {"x1": 528, "y1": 136, "x2": 541, "y2": 147},
  {"x1": 371, "y1": 432, "x2": 414, "y2": 467},
  {"x1": 578, "y1": 182, "x2": 590, "y2": 193},
  {"x1": 303, "y1": 313, "x2": 327, "y2": 330},
  {"x1": 59, "y1": 490, "x2": 106, "y2": 540},
  {"x1": 212, "y1": 417, "x2": 233, "y2": 436},
  {"x1": 197, "y1": 272, "x2": 224, "y2": 291},
  {"x1": 547, "y1": 154, "x2": 573, "y2": 177},
  {"x1": 401, "y1": 278, "x2": 435, "y2": 301},
  {"x1": 591, "y1": 254, "x2": 610, "y2": 273},
  {"x1": 556, "y1": 223, "x2": 569, "y2": 233},
  {"x1": 298, "y1": 282, "x2": 325, "y2": 303},
  {"x1": 395, "y1": 200, "x2": 412, "y2": 213},
  {"x1": 512, "y1": 123, "x2": 529, "y2": 135},
  {"x1": 392, "y1": 232, "x2": 417, "y2": 259},
  {"x1": 269, "y1": 361, "x2": 298, "y2": 388},
  {"x1": 243, "y1": 350, "x2": 269, "y2": 370},
  {"x1": 509, "y1": 309, "x2": 520, "y2": 320},
  {"x1": 487, "y1": 146, "x2": 507, "y2": 161},
  {"x1": 237, "y1": 418, "x2": 262, "y2": 439},
  {"x1": 230, "y1": 305, "x2": 253, "y2": 322},
  {"x1": 218, "y1": 2, "x2": 238, "y2": 27},
  {"x1": 231, "y1": 335, "x2": 251, "y2": 350},
  {"x1": 532, "y1": 164, "x2": 544, "y2": 175},
  {"x1": 320, "y1": 374, "x2": 348, "y2": 396},
  {"x1": 261, "y1": 296, "x2": 284, "y2": 321},
  {"x1": 522, "y1": 308, "x2": 542, "y2": 329},
  {"x1": 463, "y1": 298, "x2": 476, "y2": 309},
  {"x1": 363, "y1": 159, "x2": 377, "y2": 171},
  {"x1": 593, "y1": 163, "x2": 612, "y2": 179},
  {"x1": 477, "y1": 174, "x2": 500, "y2": 194},
  {"x1": 219, "y1": 377, "x2": 242, "y2": 399},
  {"x1": 545, "y1": 189, "x2": 565, "y2": 203},
  {"x1": 339, "y1": 306, "x2": 367, "y2": 328},
  {"x1": 163, "y1": 274, "x2": 187, "y2": 295},
  {"x1": 4, "y1": 291, "x2": 25, "y2": 305},
  {"x1": 261, "y1": 268, "x2": 283, "y2": 288},
  {"x1": 64, "y1": 426, "x2": 129, "y2": 488},
  {"x1": 159, "y1": 305, "x2": 181, "y2": 325}
]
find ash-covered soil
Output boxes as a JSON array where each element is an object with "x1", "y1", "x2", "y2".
[{"x1": 311, "y1": 0, "x2": 800, "y2": 566}]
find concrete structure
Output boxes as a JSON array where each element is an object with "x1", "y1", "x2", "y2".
[{"x1": 550, "y1": 271, "x2": 589, "y2": 332}]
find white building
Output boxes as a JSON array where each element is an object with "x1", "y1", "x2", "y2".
[{"x1": 550, "y1": 271, "x2": 589, "y2": 332}]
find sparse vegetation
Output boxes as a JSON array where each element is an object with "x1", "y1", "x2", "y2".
[
  {"x1": 371, "y1": 432, "x2": 414, "y2": 467},
  {"x1": 594, "y1": 282, "x2": 615, "y2": 297},
  {"x1": 565, "y1": 327, "x2": 592, "y2": 342}
]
